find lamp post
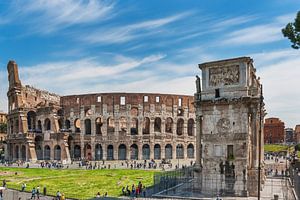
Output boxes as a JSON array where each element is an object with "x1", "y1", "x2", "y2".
[{"x1": 258, "y1": 85, "x2": 263, "y2": 200}]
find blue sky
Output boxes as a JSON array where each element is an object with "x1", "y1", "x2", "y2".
[{"x1": 0, "y1": 0, "x2": 300, "y2": 128}]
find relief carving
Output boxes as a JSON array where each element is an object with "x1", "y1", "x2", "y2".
[
  {"x1": 217, "y1": 118, "x2": 231, "y2": 133},
  {"x1": 209, "y1": 65, "x2": 239, "y2": 87}
]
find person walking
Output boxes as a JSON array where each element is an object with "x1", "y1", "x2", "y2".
[
  {"x1": 21, "y1": 183, "x2": 26, "y2": 192},
  {"x1": 30, "y1": 187, "x2": 36, "y2": 199},
  {"x1": 36, "y1": 185, "x2": 40, "y2": 199}
]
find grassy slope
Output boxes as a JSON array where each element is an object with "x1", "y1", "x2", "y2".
[
  {"x1": 0, "y1": 167, "x2": 156, "y2": 199},
  {"x1": 264, "y1": 144, "x2": 290, "y2": 152}
]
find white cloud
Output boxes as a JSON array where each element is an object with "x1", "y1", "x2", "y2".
[
  {"x1": 7, "y1": 0, "x2": 115, "y2": 33},
  {"x1": 256, "y1": 53, "x2": 300, "y2": 128},
  {"x1": 82, "y1": 12, "x2": 192, "y2": 44}
]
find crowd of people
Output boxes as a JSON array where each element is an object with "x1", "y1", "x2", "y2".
[{"x1": 121, "y1": 181, "x2": 146, "y2": 198}]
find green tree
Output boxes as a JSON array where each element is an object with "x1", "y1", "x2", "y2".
[
  {"x1": 0, "y1": 123, "x2": 7, "y2": 133},
  {"x1": 282, "y1": 11, "x2": 300, "y2": 49}
]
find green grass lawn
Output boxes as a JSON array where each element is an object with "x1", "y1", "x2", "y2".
[
  {"x1": 0, "y1": 167, "x2": 157, "y2": 199},
  {"x1": 264, "y1": 144, "x2": 292, "y2": 152}
]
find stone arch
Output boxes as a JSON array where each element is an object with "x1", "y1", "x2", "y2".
[
  {"x1": 21, "y1": 145, "x2": 26, "y2": 161},
  {"x1": 188, "y1": 118, "x2": 194, "y2": 136},
  {"x1": 131, "y1": 107, "x2": 138, "y2": 117},
  {"x1": 118, "y1": 144, "x2": 127, "y2": 160},
  {"x1": 165, "y1": 144, "x2": 172, "y2": 159},
  {"x1": 44, "y1": 145, "x2": 51, "y2": 160},
  {"x1": 85, "y1": 119, "x2": 91, "y2": 135},
  {"x1": 74, "y1": 145, "x2": 81, "y2": 159},
  {"x1": 27, "y1": 111, "x2": 36, "y2": 130},
  {"x1": 176, "y1": 144, "x2": 184, "y2": 159},
  {"x1": 15, "y1": 145, "x2": 19, "y2": 160},
  {"x1": 107, "y1": 145, "x2": 114, "y2": 160},
  {"x1": 107, "y1": 117, "x2": 115, "y2": 133},
  {"x1": 95, "y1": 117, "x2": 103, "y2": 135},
  {"x1": 54, "y1": 145, "x2": 61, "y2": 160},
  {"x1": 154, "y1": 117, "x2": 161, "y2": 132},
  {"x1": 44, "y1": 118, "x2": 51, "y2": 131},
  {"x1": 187, "y1": 143, "x2": 195, "y2": 158},
  {"x1": 165, "y1": 117, "x2": 173, "y2": 133},
  {"x1": 177, "y1": 118, "x2": 184, "y2": 135},
  {"x1": 95, "y1": 144, "x2": 103, "y2": 160},
  {"x1": 58, "y1": 118, "x2": 63, "y2": 130},
  {"x1": 74, "y1": 118, "x2": 81, "y2": 133},
  {"x1": 142, "y1": 144, "x2": 150, "y2": 160},
  {"x1": 154, "y1": 144, "x2": 161, "y2": 159},
  {"x1": 143, "y1": 117, "x2": 150, "y2": 134},
  {"x1": 131, "y1": 118, "x2": 138, "y2": 135},
  {"x1": 57, "y1": 109, "x2": 64, "y2": 117},
  {"x1": 65, "y1": 119, "x2": 71, "y2": 130},
  {"x1": 119, "y1": 117, "x2": 127, "y2": 132},
  {"x1": 84, "y1": 144, "x2": 92, "y2": 160},
  {"x1": 130, "y1": 144, "x2": 138, "y2": 160},
  {"x1": 35, "y1": 136, "x2": 43, "y2": 160},
  {"x1": 37, "y1": 120, "x2": 42, "y2": 132}
]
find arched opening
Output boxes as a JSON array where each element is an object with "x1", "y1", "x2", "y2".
[
  {"x1": 154, "y1": 144, "x2": 161, "y2": 159},
  {"x1": 143, "y1": 117, "x2": 150, "y2": 134},
  {"x1": 95, "y1": 118, "x2": 103, "y2": 135},
  {"x1": 176, "y1": 119, "x2": 184, "y2": 135},
  {"x1": 27, "y1": 111, "x2": 36, "y2": 131},
  {"x1": 119, "y1": 117, "x2": 127, "y2": 133},
  {"x1": 74, "y1": 145, "x2": 81, "y2": 159},
  {"x1": 154, "y1": 117, "x2": 161, "y2": 132},
  {"x1": 131, "y1": 118, "x2": 138, "y2": 135},
  {"x1": 142, "y1": 144, "x2": 150, "y2": 160},
  {"x1": 85, "y1": 119, "x2": 91, "y2": 135},
  {"x1": 188, "y1": 119, "x2": 194, "y2": 136},
  {"x1": 21, "y1": 145, "x2": 26, "y2": 161},
  {"x1": 95, "y1": 144, "x2": 103, "y2": 160},
  {"x1": 44, "y1": 145, "x2": 51, "y2": 160},
  {"x1": 54, "y1": 145, "x2": 61, "y2": 160},
  {"x1": 107, "y1": 145, "x2": 114, "y2": 160},
  {"x1": 65, "y1": 120, "x2": 71, "y2": 130},
  {"x1": 15, "y1": 145, "x2": 19, "y2": 160},
  {"x1": 44, "y1": 118, "x2": 51, "y2": 131},
  {"x1": 37, "y1": 120, "x2": 42, "y2": 133},
  {"x1": 118, "y1": 144, "x2": 127, "y2": 160},
  {"x1": 176, "y1": 144, "x2": 184, "y2": 159},
  {"x1": 84, "y1": 144, "x2": 92, "y2": 160},
  {"x1": 165, "y1": 117, "x2": 173, "y2": 133},
  {"x1": 35, "y1": 145, "x2": 42, "y2": 160},
  {"x1": 130, "y1": 144, "x2": 138, "y2": 160},
  {"x1": 35, "y1": 136, "x2": 43, "y2": 160},
  {"x1": 74, "y1": 118, "x2": 81, "y2": 133},
  {"x1": 165, "y1": 144, "x2": 172, "y2": 159},
  {"x1": 58, "y1": 118, "x2": 63, "y2": 130},
  {"x1": 57, "y1": 109, "x2": 64, "y2": 117},
  {"x1": 187, "y1": 143, "x2": 195, "y2": 158},
  {"x1": 107, "y1": 117, "x2": 115, "y2": 134}
]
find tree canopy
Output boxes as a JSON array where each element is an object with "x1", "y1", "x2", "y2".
[{"x1": 282, "y1": 11, "x2": 300, "y2": 49}]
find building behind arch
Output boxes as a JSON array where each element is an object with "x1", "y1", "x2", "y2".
[{"x1": 6, "y1": 60, "x2": 196, "y2": 164}]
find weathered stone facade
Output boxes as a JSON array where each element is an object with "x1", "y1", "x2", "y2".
[
  {"x1": 6, "y1": 61, "x2": 196, "y2": 163},
  {"x1": 195, "y1": 57, "x2": 264, "y2": 196}
]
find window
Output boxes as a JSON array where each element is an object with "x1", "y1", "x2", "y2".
[
  {"x1": 76, "y1": 98, "x2": 80, "y2": 104},
  {"x1": 97, "y1": 96, "x2": 101, "y2": 102},
  {"x1": 120, "y1": 96, "x2": 126, "y2": 105},
  {"x1": 155, "y1": 96, "x2": 160, "y2": 103},
  {"x1": 144, "y1": 96, "x2": 148, "y2": 102},
  {"x1": 227, "y1": 145, "x2": 234, "y2": 160},
  {"x1": 215, "y1": 89, "x2": 220, "y2": 98},
  {"x1": 178, "y1": 98, "x2": 182, "y2": 107}
]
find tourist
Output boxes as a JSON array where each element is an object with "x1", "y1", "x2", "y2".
[
  {"x1": 142, "y1": 186, "x2": 146, "y2": 197},
  {"x1": 21, "y1": 183, "x2": 26, "y2": 192},
  {"x1": 43, "y1": 186, "x2": 47, "y2": 196},
  {"x1": 36, "y1": 185, "x2": 40, "y2": 199},
  {"x1": 2, "y1": 179, "x2": 6, "y2": 188},
  {"x1": 126, "y1": 185, "x2": 130, "y2": 196},
  {"x1": 56, "y1": 191, "x2": 61, "y2": 200},
  {"x1": 61, "y1": 193, "x2": 65, "y2": 200},
  {"x1": 96, "y1": 192, "x2": 101, "y2": 198},
  {"x1": 31, "y1": 187, "x2": 36, "y2": 199},
  {"x1": 122, "y1": 187, "x2": 125, "y2": 195}
]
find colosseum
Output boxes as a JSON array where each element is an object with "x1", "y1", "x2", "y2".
[{"x1": 6, "y1": 60, "x2": 196, "y2": 164}]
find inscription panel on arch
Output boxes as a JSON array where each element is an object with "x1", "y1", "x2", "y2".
[{"x1": 209, "y1": 65, "x2": 240, "y2": 87}]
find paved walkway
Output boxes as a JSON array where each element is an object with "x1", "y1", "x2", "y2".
[{"x1": 1, "y1": 189, "x2": 55, "y2": 200}]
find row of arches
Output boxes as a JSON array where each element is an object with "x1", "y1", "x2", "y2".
[
  {"x1": 26, "y1": 111, "x2": 195, "y2": 136},
  {"x1": 68, "y1": 143, "x2": 195, "y2": 161}
]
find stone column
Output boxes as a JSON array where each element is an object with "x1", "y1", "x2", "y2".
[
  {"x1": 161, "y1": 143, "x2": 165, "y2": 159},
  {"x1": 138, "y1": 144, "x2": 143, "y2": 160},
  {"x1": 102, "y1": 144, "x2": 107, "y2": 160}
]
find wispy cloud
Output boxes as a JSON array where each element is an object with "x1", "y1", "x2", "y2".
[
  {"x1": 5, "y1": 0, "x2": 115, "y2": 34},
  {"x1": 82, "y1": 11, "x2": 193, "y2": 44},
  {"x1": 219, "y1": 13, "x2": 295, "y2": 46}
]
